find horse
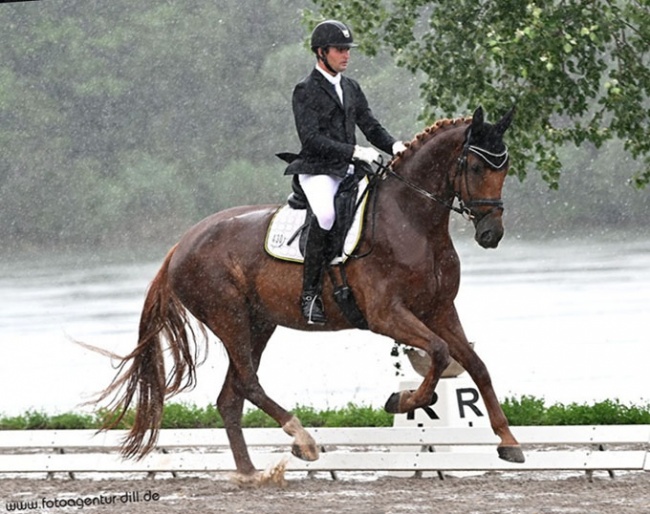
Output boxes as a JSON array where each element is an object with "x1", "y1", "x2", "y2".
[{"x1": 96, "y1": 105, "x2": 524, "y2": 481}]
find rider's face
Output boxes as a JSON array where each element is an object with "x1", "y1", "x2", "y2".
[{"x1": 321, "y1": 46, "x2": 350, "y2": 74}]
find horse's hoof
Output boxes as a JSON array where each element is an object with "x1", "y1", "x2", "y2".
[
  {"x1": 282, "y1": 416, "x2": 319, "y2": 462},
  {"x1": 230, "y1": 471, "x2": 263, "y2": 487},
  {"x1": 384, "y1": 392, "x2": 402, "y2": 413},
  {"x1": 291, "y1": 442, "x2": 319, "y2": 462},
  {"x1": 230, "y1": 461, "x2": 289, "y2": 488},
  {"x1": 498, "y1": 445, "x2": 525, "y2": 463}
]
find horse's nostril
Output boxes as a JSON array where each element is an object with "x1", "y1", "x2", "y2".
[
  {"x1": 474, "y1": 214, "x2": 504, "y2": 249},
  {"x1": 477, "y1": 229, "x2": 501, "y2": 249}
]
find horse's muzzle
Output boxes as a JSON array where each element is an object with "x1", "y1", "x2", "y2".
[{"x1": 474, "y1": 212, "x2": 504, "y2": 249}]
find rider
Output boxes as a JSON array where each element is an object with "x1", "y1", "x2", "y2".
[{"x1": 284, "y1": 20, "x2": 407, "y2": 325}]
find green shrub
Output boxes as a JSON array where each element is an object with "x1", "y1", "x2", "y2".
[
  {"x1": 48, "y1": 413, "x2": 97, "y2": 430},
  {"x1": 502, "y1": 395, "x2": 548, "y2": 426},
  {"x1": 241, "y1": 409, "x2": 277, "y2": 428},
  {"x1": 1, "y1": 398, "x2": 648, "y2": 429},
  {"x1": 503, "y1": 396, "x2": 650, "y2": 426}
]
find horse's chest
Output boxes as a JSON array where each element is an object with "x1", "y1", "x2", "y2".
[
  {"x1": 387, "y1": 253, "x2": 459, "y2": 299},
  {"x1": 427, "y1": 251, "x2": 461, "y2": 297}
]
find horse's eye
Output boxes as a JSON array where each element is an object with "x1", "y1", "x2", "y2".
[{"x1": 471, "y1": 163, "x2": 482, "y2": 173}]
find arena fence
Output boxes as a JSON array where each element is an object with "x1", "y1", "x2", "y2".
[{"x1": 0, "y1": 426, "x2": 648, "y2": 478}]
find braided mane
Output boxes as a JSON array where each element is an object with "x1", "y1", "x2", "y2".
[{"x1": 390, "y1": 116, "x2": 472, "y2": 169}]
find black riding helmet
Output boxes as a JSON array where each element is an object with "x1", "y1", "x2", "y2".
[
  {"x1": 310, "y1": 20, "x2": 357, "y2": 51},
  {"x1": 311, "y1": 20, "x2": 357, "y2": 75}
]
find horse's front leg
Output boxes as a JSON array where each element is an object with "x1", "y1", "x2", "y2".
[
  {"x1": 438, "y1": 305, "x2": 525, "y2": 463},
  {"x1": 370, "y1": 307, "x2": 451, "y2": 414}
]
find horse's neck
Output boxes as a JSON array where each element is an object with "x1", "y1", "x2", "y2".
[
  {"x1": 370, "y1": 176, "x2": 454, "y2": 267},
  {"x1": 369, "y1": 182, "x2": 449, "y2": 264},
  {"x1": 387, "y1": 138, "x2": 458, "y2": 231}
]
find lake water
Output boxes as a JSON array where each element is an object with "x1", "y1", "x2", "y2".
[{"x1": 0, "y1": 235, "x2": 648, "y2": 416}]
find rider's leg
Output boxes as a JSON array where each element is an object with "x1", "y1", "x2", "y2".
[
  {"x1": 301, "y1": 217, "x2": 329, "y2": 324},
  {"x1": 297, "y1": 174, "x2": 342, "y2": 324},
  {"x1": 298, "y1": 174, "x2": 341, "y2": 232}
]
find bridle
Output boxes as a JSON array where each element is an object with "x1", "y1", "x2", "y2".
[
  {"x1": 454, "y1": 129, "x2": 508, "y2": 219},
  {"x1": 380, "y1": 129, "x2": 508, "y2": 221},
  {"x1": 347, "y1": 133, "x2": 508, "y2": 259}
]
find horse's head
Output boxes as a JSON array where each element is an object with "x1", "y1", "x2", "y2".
[
  {"x1": 388, "y1": 106, "x2": 514, "y2": 249},
  {"x1": 456, "y1": 106, "x2": 514, "y2": 249}
]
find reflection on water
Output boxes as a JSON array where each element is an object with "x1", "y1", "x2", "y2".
[{"x1": 0, "y1": 237, "x2": 648, "y2": 415}]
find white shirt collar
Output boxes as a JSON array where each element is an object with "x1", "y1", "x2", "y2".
[{"x1": 315, "y1": 64, "x2": 341, "y2": 86}]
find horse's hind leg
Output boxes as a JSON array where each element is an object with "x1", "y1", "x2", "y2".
[
  {"x1": 211, "y1": 309, "x2": 318, "y2": 477},
  {"x1": 218, "y1": 366, "x2": 255, "y2": 476},
  {"x1": 217, "y1": 323, "x2": 274, "y2": 477}
]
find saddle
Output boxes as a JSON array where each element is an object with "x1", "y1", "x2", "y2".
[
  {"x1": 265, "y1": 174, "x2": 369, "y2": 265},
  {"x1": 266, "y1": 157, "x2": 371, "y2": 329}
]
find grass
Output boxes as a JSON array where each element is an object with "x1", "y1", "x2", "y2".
[{"x1": 0, "y1": 397, "x2": 648, "y2": 430}]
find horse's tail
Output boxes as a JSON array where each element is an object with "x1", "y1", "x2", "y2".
[{"x1": 96, "y1": 244, "x2": 206, "y2": 459}]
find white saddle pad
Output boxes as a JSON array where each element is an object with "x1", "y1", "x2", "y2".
[{"x1": 264, "y1": 178, "x2": 369, "y2": 265}]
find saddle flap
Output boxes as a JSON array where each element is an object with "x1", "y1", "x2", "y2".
[{"x1": 265, "y1": 177, "x2": 369, "y2": 265}]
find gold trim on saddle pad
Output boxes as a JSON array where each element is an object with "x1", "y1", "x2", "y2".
[{"x1": 264, "y1": 178, "x2": 369, "y2": 264}]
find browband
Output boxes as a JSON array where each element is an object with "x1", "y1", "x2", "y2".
[{"x1": 468, "y1": 145, "x2": 509, "y2": 169}]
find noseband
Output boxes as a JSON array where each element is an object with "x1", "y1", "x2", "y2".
[{"x1": 383, "y1": 130, "x2": 508, "y2": 221}]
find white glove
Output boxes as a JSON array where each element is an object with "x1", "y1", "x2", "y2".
[
  {"x1": 392, "y1": 141, "x2": 407, "y2": 155},
  {"x1": 353, "y1": 145, "x2": 381, "y2": 165}
]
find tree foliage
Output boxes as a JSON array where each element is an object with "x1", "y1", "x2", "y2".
[
  {"x1": 0, "y1": 0, "x2": 646, "y2": 251},
  {"x1": 307, "y1": 0, "x2": 650, "y2": 189},
  {"x1": 0, "y1": 0, "x2": 312, "y2": 247}
]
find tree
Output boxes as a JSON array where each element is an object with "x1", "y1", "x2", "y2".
[
  {"x1": 306, "y1": 1, "x2": 650, "y2": 189},
  {"x1": 0, "y1": 0, "x2": 315, "y2": 247}
]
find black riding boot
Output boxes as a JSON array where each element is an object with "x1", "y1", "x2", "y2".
[{"x1": 301, "y1": 220, "x2": 329, "y2": 324}]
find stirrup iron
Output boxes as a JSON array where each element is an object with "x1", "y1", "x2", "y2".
[{"x1": 302, "y1": 293, "x2": 326, "y2": 325}]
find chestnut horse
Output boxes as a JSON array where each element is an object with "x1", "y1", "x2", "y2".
[{"x1": 97, "y1": 106, "x2": 524, "y2": 479}]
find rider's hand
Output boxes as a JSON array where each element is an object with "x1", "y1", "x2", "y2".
[
  {"x1": 392, "y1": 141, "x2": 407, "y2": 156},
  {"x1": 353, "y1": 145, "x2": 381, "y2": 165}
]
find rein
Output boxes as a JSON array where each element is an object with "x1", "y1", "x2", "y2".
[{"x1": 381, "y1": 164, "x2": 469, "y2": 217}]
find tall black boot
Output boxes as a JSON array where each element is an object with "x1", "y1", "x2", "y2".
[{"x1": 301, "y1": 219, "x2": 329, "y2": 324}]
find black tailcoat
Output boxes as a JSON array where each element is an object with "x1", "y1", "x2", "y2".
[{"x1": 284, "y1": 68, "x2": 396, "y2": 177}]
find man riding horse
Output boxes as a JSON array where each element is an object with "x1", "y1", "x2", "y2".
[
  {"x1": 284, "y1": 20, "x2": 407, "y2": 324},
  {"x1": 92, "y1": 18, "x2": 523, "y2": 479}
]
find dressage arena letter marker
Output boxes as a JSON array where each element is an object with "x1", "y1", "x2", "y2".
[
  {"x1": 393, "y1": 376, "x2": 489, "y2": 429},
  {"x1": 391, "y1": 376, "x2": 492, "y2": 477},
  {"x1": 456, "y1": 387, "x2": 484, "y2": 418},
  {"x1": 406, "y1": 391, "x2": 440, "y2": 420}
]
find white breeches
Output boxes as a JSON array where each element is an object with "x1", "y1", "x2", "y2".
[{"x1": 298, "y1": 174, "x2": 345, "y2": 231}]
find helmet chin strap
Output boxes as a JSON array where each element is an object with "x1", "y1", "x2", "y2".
[{"x1": 318, "y1": 48, "x2": 338, "y2": 75}]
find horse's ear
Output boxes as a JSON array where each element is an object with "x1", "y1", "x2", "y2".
[
  {"x1": 494, "y1": 106, "x2": 516, "y2": 136},
  {"x1": 471, "y1": 106, "x2": 484, "y2": 129}
]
